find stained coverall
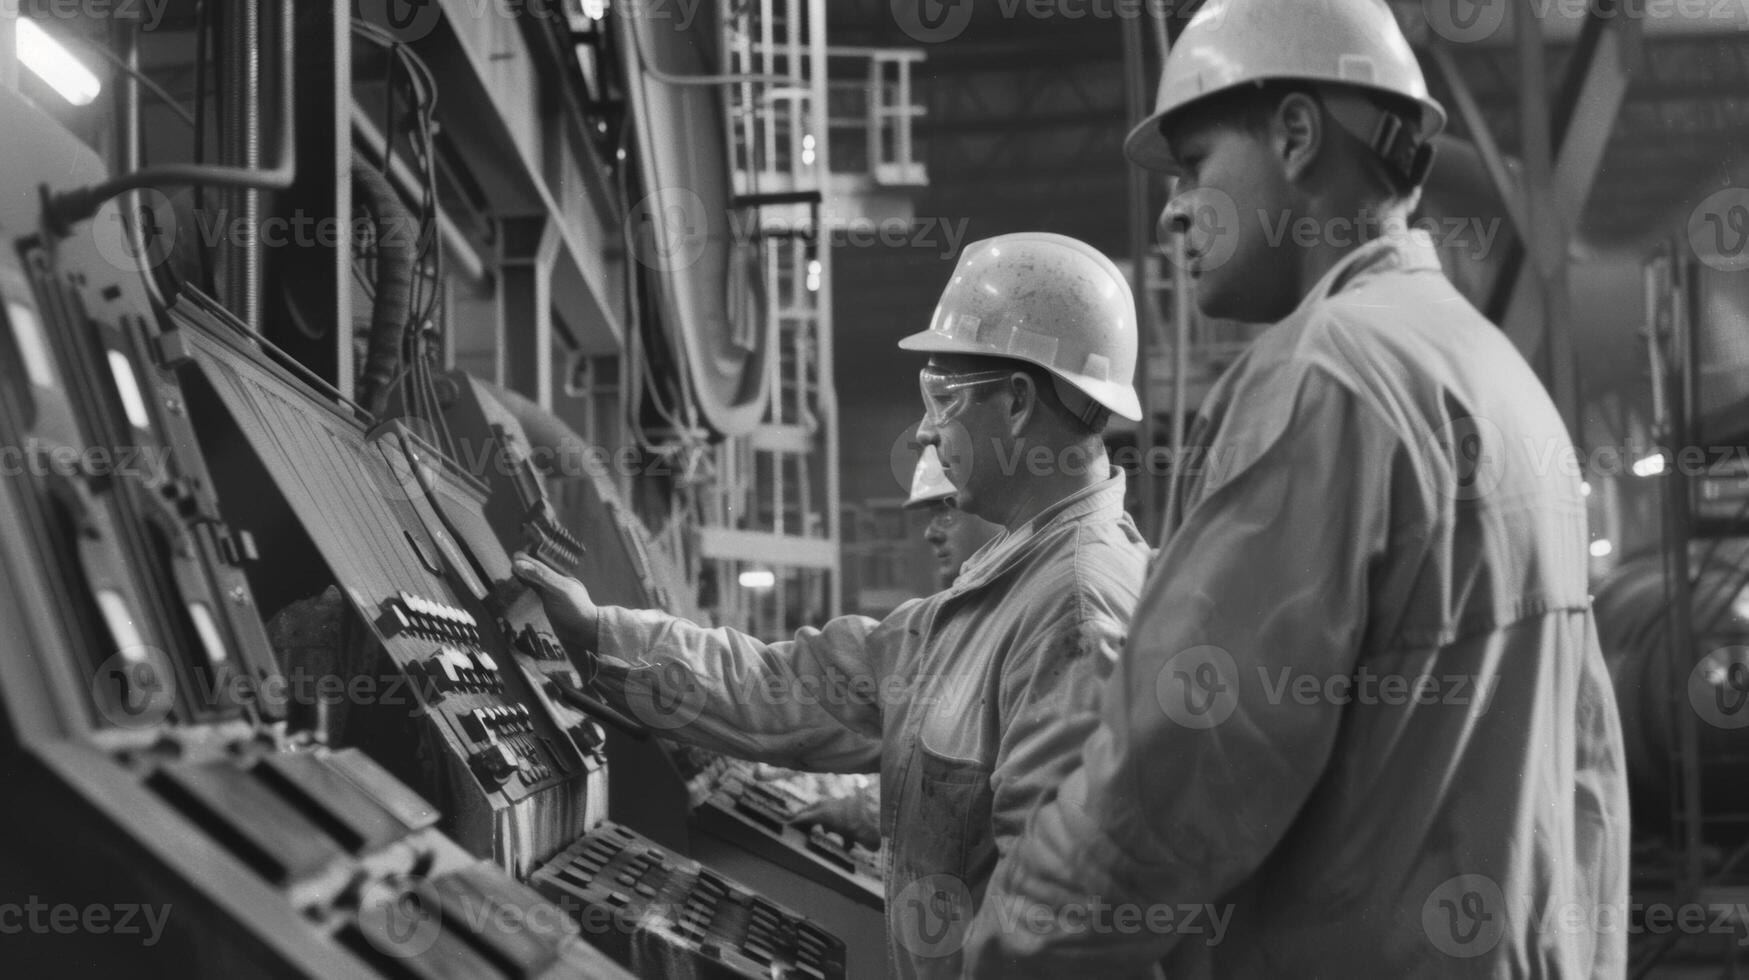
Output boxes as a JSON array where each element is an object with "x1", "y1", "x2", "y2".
[
  {"x1": 591, "y1": 471, "x2": 1149, "y2": 979},
  {"x1": 963, "y1": 235, "x2": 1631, "y2": 977}
]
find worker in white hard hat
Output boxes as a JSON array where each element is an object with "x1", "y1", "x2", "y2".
[
  {"x1": 784, "y1": 446, "x2": 1007, "y2": 855},
  {"x1": 906, "y1": 445, "x2": 1004, "y2": 589},
  {"x1": 965, "y1": 2, "x2": 1631, "y2": 977},
  {"x1": 513, "y1": 232, "x2": 1151, "y2": 980}
]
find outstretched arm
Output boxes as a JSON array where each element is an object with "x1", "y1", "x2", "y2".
[{"x1": 516, "y1": 556, "x2": 886, "y2": 773}]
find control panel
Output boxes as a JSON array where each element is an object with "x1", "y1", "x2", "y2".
[
  {"x1": 533, "y1": 822, "x2": 847, "y2": 980},
  {"x1": 693, "y1": 761, "x2": 883, "y2": 908}
]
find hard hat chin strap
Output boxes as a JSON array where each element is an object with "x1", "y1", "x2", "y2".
[
  {"x1": 1324, "y1": 93, "x2": 1436, "y2": 189},
  {"x1": 1367, "y1": 112, "x2": 1436, "y2": 188},
  {"x1": 1053, "y1": 377, "x2": 1111, "y2": 432}
]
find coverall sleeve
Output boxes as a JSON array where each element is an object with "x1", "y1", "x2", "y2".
[
  {"x1": 963, "y1": 368, "x2": 1399, "y2": 977},
  {"x1": 591, "y1": 605, "x2": 893, "y2": 773},
  {"x1": 988, "y1": 545, "x2": 1135, "y2": 856}
]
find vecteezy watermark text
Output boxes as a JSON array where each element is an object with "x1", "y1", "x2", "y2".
[{"x1": 0, "y1": 898, "x2": 171, "y2": 947}]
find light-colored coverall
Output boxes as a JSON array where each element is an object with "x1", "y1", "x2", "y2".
[
  {"x1": 592, "y1": 472, "x2": 1150, "y2": 978},
  {"x1": 964, "y1": 236, "x2": 1631, "y2": 978}
]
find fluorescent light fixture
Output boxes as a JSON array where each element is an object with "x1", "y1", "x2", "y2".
[
  {"x1": 1632, "y1": 453, "x2": 1667, "y2": 478},
  {"x1": 107, "y1": 349, "x2": 152, "y2": 430},
  {"x1": 1589, "y1": 539, "x2": 1614, "y2": 558},
  {"x1": 738, "y1": 569, "x2": 776, "y2": 590},
  {"x1": 17, "y1": 20, "x2": 101, "y2": 107}
]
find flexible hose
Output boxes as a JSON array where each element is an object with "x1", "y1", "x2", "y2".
[{"x1": 351, "y1": 161, "x2": 416, "y2": 417}]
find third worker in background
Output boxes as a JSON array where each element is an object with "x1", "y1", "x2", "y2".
[
  {"x1": 909, "y1": 445, "x2": 1004, "y2": 591},
  {"x1": 787, "y1": 446, "x2": 1004, "y2": 849},
  {"x1": 517, "y1": 232, "x2": 1152, "y2": 979},
  {"x1": 965, "y1": 1, "x2": 1631, "y2": 977}
]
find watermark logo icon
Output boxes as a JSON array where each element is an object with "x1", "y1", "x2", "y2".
[
  {"x1": 1690, "y1": 187, "x2": 1749, "y2": 273},
  {"x1": 93, "y1": 188, "x2": 178, "y2": 274},
  {"x1": 357, "y1": 876, "x2": 445, "y2": 959},
  {"x1": 891, "y1": 0, "x2": 975, "y2": 43},
  {"x1": 626, "y1": 187, "x2": 711, "y2": 273},
  {"x1": 356, "y1": 0, "x2": 444, "y2": 42},
  {"x1": 1690, "y1": 646, "x2": 1749, "y2": 730},
  {"x1": 892, "y1": 873, "x2": 975, "y2": 958},
  {"x1": 1431, "y1": 414, "x2": 1508, "y2": 501},
  {"x1": 91, "y1": 646, "x2": 177, "y2": 729},
  {"x1": 1160, "y1": 187, "x2": 1241, "y2": 274},
  {"x1": 1155, "y1": 645, "x2": 1239, "y2": 729},
  {"x1": 1423, "y1": 0, "x2": 1509, "y2": 44},
  {"x1": 1423, "y1": 874, "x2": 1506, "y2": 958},
  {"x1": 370, "y1": 418, "x2": 448, "y2": 506},
  {"x1": 623, "y1": 657, "x2": 709, "y2": 730},
  {"x1": 887, "y1": 423, "x2": 974, "y2": 497}
]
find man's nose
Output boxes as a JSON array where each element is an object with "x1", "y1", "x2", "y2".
[
  {"x1": 1159, "y1": 199, "x2": 1194, "y2": 243},
  {"x1": 913, "y1": 416, "x2": 942, "y2": 448}
]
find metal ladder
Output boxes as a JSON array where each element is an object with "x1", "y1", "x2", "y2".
[{"x1": 701, "y1": 0, "x2": 840, "y2": 636}]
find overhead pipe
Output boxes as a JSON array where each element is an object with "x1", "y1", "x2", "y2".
[
  {"x1": 43, "y1": 0, "x2": 296, "y2": 246},
  {"x1": 222, "y1": 0, "x2": 263, "y2": 332}
]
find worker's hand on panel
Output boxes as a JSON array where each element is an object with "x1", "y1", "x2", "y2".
[
  {"x1": 513, "y1": 552, "x2": 601, "y2": 652},
  {"x1": 789, "y1": 794, "x2": 880, "y2": 851}
]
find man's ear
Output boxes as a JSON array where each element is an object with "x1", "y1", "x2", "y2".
[
  {"x1": 1005, "y1": 372, "x2": 1039, "y2": 438},
  {"x1": 1274, "y1": 91, "x2": 1322, "y2": 182}
]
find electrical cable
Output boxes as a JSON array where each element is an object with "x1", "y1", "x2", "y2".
[{"x1": 83, "y1": 40, "x2": 197, "y2": 130}]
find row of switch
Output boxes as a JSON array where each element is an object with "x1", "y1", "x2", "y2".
[
  {"x1": 459, "y1": 703, "x2": 533, "y2": 741},
  {"x1": 730, "y1": 779, "x2": 796, "y2": 831},
  {"x1": 534, "y1": 823, "x2": 847, "y2": 980},
  {"x1": 566, "y1": 833, "x2": 831, "y2": 978},
  {"x1": 735, "y1": 897, "x2": 831, "y2": 980},
  {"x1": 467, "y1": 732, "x2": 552, "y2": 787},
  {"x1": 424, "y1": 645, "x2": 502, "y2": 694},
  {"x1": 716, "y1": 772, "x2": 884, "y2": 886},
  {"x1": 377, "y1": 591, "x2": 482, "y2": 644}
]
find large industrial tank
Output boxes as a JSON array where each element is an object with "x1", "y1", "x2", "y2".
[{"x1": 1595, "y1": 542, "x2": 1749, "y2": 842}]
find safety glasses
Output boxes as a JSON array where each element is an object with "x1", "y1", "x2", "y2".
[
  {"x1": 918, "y1": 367, "x2": 1014, "y2": 426},
  {"x1": 925, "y1": 507, "x2": 963, "y2": 530}
]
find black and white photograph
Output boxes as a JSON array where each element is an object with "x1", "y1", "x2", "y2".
[{"x1": 0, "y1": 0, "x2": 1742, "y2": 976}]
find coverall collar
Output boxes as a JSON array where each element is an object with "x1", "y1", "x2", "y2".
[
  {"x1": 951, "y1": 467, "x2": 1128, "y2": 593},
  {"x1": 1299, "y1": 225, "x2": 1443, "y2": 310}
]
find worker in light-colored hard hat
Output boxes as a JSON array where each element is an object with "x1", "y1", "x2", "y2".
[
  {"x1": 965, "y1": 2, "x2": 1631, "y2": 978},
  {"x1": 783, "y1": 446, "x2": 1007, "y2": 860},
  {"x1": 905, "y1": 445, "x2": 1003, "y2": 589},
  {"x1": 513, "y1": 232, "x2": 1150, "y2": 979}
]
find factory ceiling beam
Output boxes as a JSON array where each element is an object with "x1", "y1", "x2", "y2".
[
  {"x1": 1430, "y1": 44, "x2": 1532, "y2": 256},
  {"x1": 1491, "y1": 6, "x2": 1642, "y2": 436}
]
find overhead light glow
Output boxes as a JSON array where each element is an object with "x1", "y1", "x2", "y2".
[
  {"x1": 1633, "y1": 453, "x2": 1667, "y2": 478},
  {"x1": 1581, "y1": 481, "x2": 1592, "y2": 497},
  {"x1": 1589, "y1": 539, "x2": 1614, "y2": 558},
  {"x1": 738, "y1": 569, "x2": 776, "y2": 590},
  {"x1": 17, "y1": 20, "x2": 101, "y2": 107}
]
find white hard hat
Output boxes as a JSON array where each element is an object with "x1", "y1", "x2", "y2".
[
  {"x1": 904, "y1": 446, "x2": 957, "y2": 508},
  {"x1": 898, "y1": 233, "x2": 1143, "y2": 423},
  {"x1": 1126, "y1": 0, "x2": 1447, "y2": 184}
]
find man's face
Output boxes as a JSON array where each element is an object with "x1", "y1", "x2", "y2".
[
  {"x1": 1159, "y1": 112, "x2": 1298, "y2": 324},
  {"x1": 914, "y1": 355, "x2": 1016, "y2": 520},
  {"x1": 921, "y1": 501, "x2": 1002, "y2": 585}
]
